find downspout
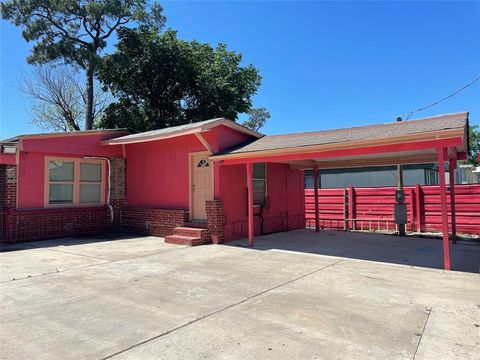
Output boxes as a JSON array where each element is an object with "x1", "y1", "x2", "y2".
[{"x1": 83, "y1": 156, "x2": 113, "y2": 223}]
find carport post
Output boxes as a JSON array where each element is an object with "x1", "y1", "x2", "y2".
[
  {"x1": 449, "y1": 158, "x2": 457, "y2": 244},
  {"x1": 313, "y1": 165, "x2": 320, "y2": 232},
  {"x1": 437, "y1": 148, "x2": 451, "y2": 270},
  {"x1": 246, "y1": 163, "x2": 254, "y2": 247}
]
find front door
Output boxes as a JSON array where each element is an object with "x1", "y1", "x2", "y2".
[{"x1": 190, "y1": 152, "x2": 213, "y2": 220}]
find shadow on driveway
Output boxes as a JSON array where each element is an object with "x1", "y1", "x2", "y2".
[
  {"x1": 227, "y1": 229, "x2": 480, "y2": 273},
  {"x1": 0, "y1": 233, "x2": 140, "y2": 252}
]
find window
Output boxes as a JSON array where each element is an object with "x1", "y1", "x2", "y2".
[
  {"x1": 197, "y1": 159, "x2": 210, "y2": 167},
  {"x1": 48, "y1": 161, "x2": 74, "y2": 204},
  {"x1": 253, "y1": 163, "x2": 267, "y2": 206},
  {"x1": 45, "y1": 158, "x2": 105, "y2": 207},
  {"x1": 79, "y1": 163, "x2": 102, "y2": 203}
]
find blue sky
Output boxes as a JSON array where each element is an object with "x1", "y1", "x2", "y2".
[{"x1": 1, "y1": 1, "x2": 479, "y2": 139}]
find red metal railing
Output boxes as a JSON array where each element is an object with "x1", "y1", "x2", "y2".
[{"x1": 305, "y1": 184, "x2": 480, "y2": 235}]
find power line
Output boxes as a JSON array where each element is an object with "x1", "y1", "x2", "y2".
[{"x1": 404, "y1": 75, "x2": 480, "y2": 120}]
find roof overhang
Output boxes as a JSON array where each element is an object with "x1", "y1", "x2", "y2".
[
  {"x1": 210, "y1": 127, "x2": 467, "y2": 169},
  {"x1": 103, "y1": 119, "x2": 263, "y2": 146},
  {"x1": 2, "y1": 129, "x2": 128, "y2": 143}
]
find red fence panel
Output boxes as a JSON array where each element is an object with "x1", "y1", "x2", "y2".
[{"x1": 305, "y1": 184, "x2": 480, "y2": 235}]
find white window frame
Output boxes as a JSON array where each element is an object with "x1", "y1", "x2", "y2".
[{"x1": 44, "y1": 156, "x2": 106, "y2": 208}]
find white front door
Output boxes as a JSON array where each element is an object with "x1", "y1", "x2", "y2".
[{"x1": 190, "y1": 152, "x2": 213, "y2": 220}]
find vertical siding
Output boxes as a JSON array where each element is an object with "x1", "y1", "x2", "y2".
[
  {"x1": 305, "y1": 184, "x2": 480, "y2": 235},
  {"x1": 221, "y1": 163, "x2": 305, "y2": 241}
]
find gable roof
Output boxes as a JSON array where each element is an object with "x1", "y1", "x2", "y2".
[
  {"x1": 104, "y1": 118, "x2": 263, "y2": 145},
  {"x1": 213, "y1": 112, "x2": 468, "y2": 158}
]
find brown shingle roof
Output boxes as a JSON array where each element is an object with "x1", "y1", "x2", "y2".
[{"x1": 223, "y1": 112, "x2": 468, "y2": 155}]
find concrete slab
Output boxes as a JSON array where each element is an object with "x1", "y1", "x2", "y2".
[
  {"x1": 23, "y1": 234, "x2": 185, "y2": 261},
  {"x1": 0, "y1": 246, "x2": 107, "y2": 282},
  {"x1": 229, "y1": 229, "x2": 480, "y2": 273},
  {"x1": 0, "y1": 233, "x2": 478, "y2": 360}
]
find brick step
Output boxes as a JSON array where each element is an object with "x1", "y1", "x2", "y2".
[
  {"x1": 183, "y1": 221, "x2": 208, "y2": 229},
  {"x1": 173, "y1": 226, "x2": 209, "y2": 238},
  {"x1": 164, "y1": 235, "x2": 209, "y2": 247}
]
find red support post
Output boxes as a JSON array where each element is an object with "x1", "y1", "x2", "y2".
[
  {"x1": 415, "y1": 183, "x2": 422, "y2": 233},
  {"x1": 348, "y1": 185, "x2": 355, "y2": 230},
  {"x1": 408, "y1": 187, "x2": 414, "y2": 232},
  {"x1": 449, "y1": 158, "x2": 457, "y2": 244},
  {"x1": 437, "y1": 148, "x2": 451, "y2": 270},
  {"x1": 313, "y1": 165, "x2": 320, "y2": 232},
  {"x1": 246, "y1": 163, "x2": 254, "y2": 247}
]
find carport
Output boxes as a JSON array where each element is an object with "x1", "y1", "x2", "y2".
[{"x1": 211, "y1": 112, "x2": 469, "y2": 270}]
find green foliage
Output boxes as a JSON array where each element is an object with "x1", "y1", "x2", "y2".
[
  {"x1": 242, "y1": 107, "x2": 270, "y2": 131},
  {"x1": 97, "y1": 28, "x2": 262, "y2": 132},
  {"x1": 467, "y1": 125, "x2": 480, "y2": 166},
  {"x1": 1, "y1": 0, "x2": 165, "y2": 129}
]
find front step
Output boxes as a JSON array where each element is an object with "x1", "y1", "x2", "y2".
[
  {"x1": 164, "y1": 226, "x2": 211, "y2": 246},
  {"x1": 174, "y1": 226, "x2": 209, "y2": 239},
  {"x1": 165, "y1": 235, "x2": 205, "y2": 246},
  {"x1": 183, "y1": 221, "x2": 208, "y2": 229}
]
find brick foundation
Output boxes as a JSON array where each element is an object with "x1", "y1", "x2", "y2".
[
  {"x1": 6, "y1": 207, "x2": 110, "y2": 242},
  {"x1": 0, "y1": 158, "x2": 194, "y2": 243},
  {"x1": 206, "y1": 200, "x2": 224, "y2": 244},
  {"x1": 122, "y1": 207, "x2": 189, "y2": 237}
]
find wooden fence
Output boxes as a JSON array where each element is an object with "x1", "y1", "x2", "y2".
[{"x1": 305, "y1": 184, "x2": 480, "y2": 235}]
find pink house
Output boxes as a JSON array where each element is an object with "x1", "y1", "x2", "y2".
[
  {"x1": 0, "y1": 112, "x2": 470, "y2": 270},
  {"x1": 0, "y1": 118, "x2": 305, "y2": 245}
]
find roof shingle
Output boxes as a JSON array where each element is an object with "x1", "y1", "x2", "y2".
[{"x1": 223, "y1": 112, "x2": 468, "y2": 155}]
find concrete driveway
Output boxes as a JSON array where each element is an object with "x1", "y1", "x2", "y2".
[{"x1": 0, "y1": 231, "x2": 479, "y2": 360}]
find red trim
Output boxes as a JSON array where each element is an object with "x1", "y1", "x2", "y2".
[
  {"x1": 415, "y1": 184, "x2": 422, "y2": 233},
  {"x1": 449, "y1": 159, "x2": 457, "y2": 244},
  {"x1": 409, "y1": 187, "x2": 414, "y2": 229},
  {"x1": 313, "y1": 166, "x2": 319, "y2": 232},
  {"x1": 246, "y1": 163, "x2": 254, "y2": 247},
  {"x1": 437, "y1": 147, "x2": 451, "y2": 270},
  {"x1": 213, "y1": 161, "x2": 221, "y2": 199},
  {"x1": 0, "y1": 154, "x2": 16, "y2": 165},
  {"x1": 219, "y1": 137, "x2": 464, "y2": 166},
  {"x1": 348, "y1": 185, "x2": 355, "y2": 230}
]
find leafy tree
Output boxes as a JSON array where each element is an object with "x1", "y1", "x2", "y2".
[
  {"x1": 18, "y1": 65, "x2": 110, "y2": 131},
  {"x1": 97, "y1": 28, "x2": 261, "y2": 132},
  {"x1": 242, "y1": 108, "x2": 270, "y2": 131},
  {"x1": 1, "y1": 0, "x2": 165, "y2": 130},
  {"x1": 466, "y1": 125, "x2": 480, "y2": 166}
]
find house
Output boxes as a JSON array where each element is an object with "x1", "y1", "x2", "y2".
[
  {"x1": 0, "y1": 119, "x2": 305, "y2": 244},
  {"x1": 0, "y1": 112, "x2": 470, "y2": 271}
]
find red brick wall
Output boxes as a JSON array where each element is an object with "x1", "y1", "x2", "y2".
[
  {"x1": 206, "y1": 200, "x2": 224, "y2": 243},
  {"x1": 122, "y1": 207, "x2": 189, "y2": 237},
  {"x1": 1, "y1": 157, "x2": 198, "y2": 243},
  {"x1": 0, "y1": 165, "x2": 17, "y2": 209},
  {"x1": 1, "y1": 161, "x2": 114, "y2": 243},
  {"x1": 110, "y1": 157, "x2": 126, "y2": 228},
  {"x1": 1, "y1": 165, "x2": 17, "y2": 242},
  {"x1": 7, "y1": 207, "x2": 110, "y2": 242}
]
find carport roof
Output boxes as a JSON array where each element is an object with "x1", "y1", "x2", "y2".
[{"x1": 215, "y1": 112, "x2": 468, "y2": 156}]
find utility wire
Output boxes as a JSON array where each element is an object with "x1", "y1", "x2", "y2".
[{"x1": 404, "y1": 76, "x2": 480, "y2": 120}]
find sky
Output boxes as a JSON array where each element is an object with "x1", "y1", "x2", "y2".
[{"x1": 1, "y1": 1, "x2": 479, "y2": 139}]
